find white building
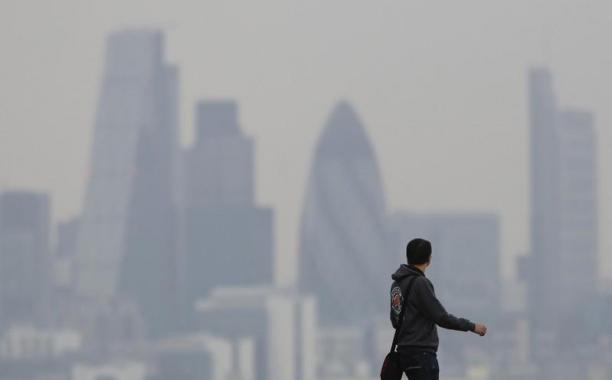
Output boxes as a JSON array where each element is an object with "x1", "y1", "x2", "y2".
[
  {"x1": 196, "y1": 286, "x2": 317, "y2": 380},
  {"x1": 0, "y1": 325, "x2": 81, "y2": 360},
  {"x1": 317, "y1": 326, "x2": 372, "y2": 379},
  {"x1": 72, "y1": 362, "x2": 147, "y2": 380},
  {"x1": 150, "y1": 333, "x2": 233, "y2": 380}
]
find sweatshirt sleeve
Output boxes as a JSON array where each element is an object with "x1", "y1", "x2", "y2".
[
  {"x1": 389, "y1": 283, "x2": 402, "y2": 329},
  {"x1": 413, "y1": 277, "x2": 475, "y2": 332}
]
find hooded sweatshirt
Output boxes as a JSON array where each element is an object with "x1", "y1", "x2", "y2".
[{"x1": 390, "y1": 264, "x2": 475, "y2": 353}]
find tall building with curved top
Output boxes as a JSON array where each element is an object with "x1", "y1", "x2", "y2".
[{"x1": 299, "y1": 101, "x2": 390, "y2": 326}]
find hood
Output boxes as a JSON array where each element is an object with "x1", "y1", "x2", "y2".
[{"x1": 391, "y1": 264, "x2": 425, "y2": 281}]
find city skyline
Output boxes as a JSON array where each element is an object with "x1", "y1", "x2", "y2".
[
  {"x1": 0, "y1": 24, "x2": 610, "y2": 378},
  {"x1": 3, "y1": 1, "x2": 612, "y2": 287}
]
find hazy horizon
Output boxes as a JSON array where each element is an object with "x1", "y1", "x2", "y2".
[{"x1": 2, "y1": 0, "x2": 612, "y2": 286}]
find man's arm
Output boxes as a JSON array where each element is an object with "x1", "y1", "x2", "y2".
[
  {"x1": 413, "y1": 277, "x2": 475, "y2": 332},
  {"x1": 389, "y1": 284, "x2": 402, "y2": 329}
]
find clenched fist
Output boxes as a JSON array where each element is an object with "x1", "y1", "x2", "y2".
[{"x1": 471, "y1": 323, "x2": 487, "y2": 336}]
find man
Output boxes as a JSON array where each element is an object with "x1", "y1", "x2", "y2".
[{"x1": 389, "y1": 238, "x2": 487, "y2": 380}]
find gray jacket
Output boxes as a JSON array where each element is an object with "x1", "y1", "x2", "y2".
[{"x1": 390, "y1": 264, "x2": 475, "y2": 352}]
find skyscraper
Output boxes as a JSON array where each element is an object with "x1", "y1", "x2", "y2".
[
  {"x1": 75, "y1": 30, "x2": 179, "y2": 336},
  {"x1": 56, "y1": 218, "x2": 79, "y2": 261},
  {"x1": 299, "y1": 101, "x2": 389, "y2": 326},
  {"x1": 180, "y1": 101, "x2": 273, "y2": 326},
  {"x1": 0, "y1": 191, "x2": 51, "y2": 329},
  {"x1": 183, "y1": 101, "x2": 254, "y2": 208},
  {"x1": 527, "y1": 67, "x2": 598, "y2": 360},
  {"x1": 52, "y1": 217, "x2": 80, "y2": 323}
]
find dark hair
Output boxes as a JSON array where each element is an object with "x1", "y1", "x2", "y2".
[{"x1": 406, "y1": 238, "x2": 432, "y2": 265}]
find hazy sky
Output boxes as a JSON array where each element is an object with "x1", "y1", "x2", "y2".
[{"x1": 2, "y1": 0, "x2": 611, "y2": 285}]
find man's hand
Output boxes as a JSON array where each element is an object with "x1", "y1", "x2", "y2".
[{"x1": 471, "y1": 323, "x2": 487, "y2": 336}]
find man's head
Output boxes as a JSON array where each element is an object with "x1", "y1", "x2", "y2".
[{"x1": 406, "y1": 238, "x2": 432, "y2": 268}]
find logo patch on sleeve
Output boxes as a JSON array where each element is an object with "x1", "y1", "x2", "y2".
[{"x1": 391, "y1": 286, "x2": 403, "y2": 315}]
